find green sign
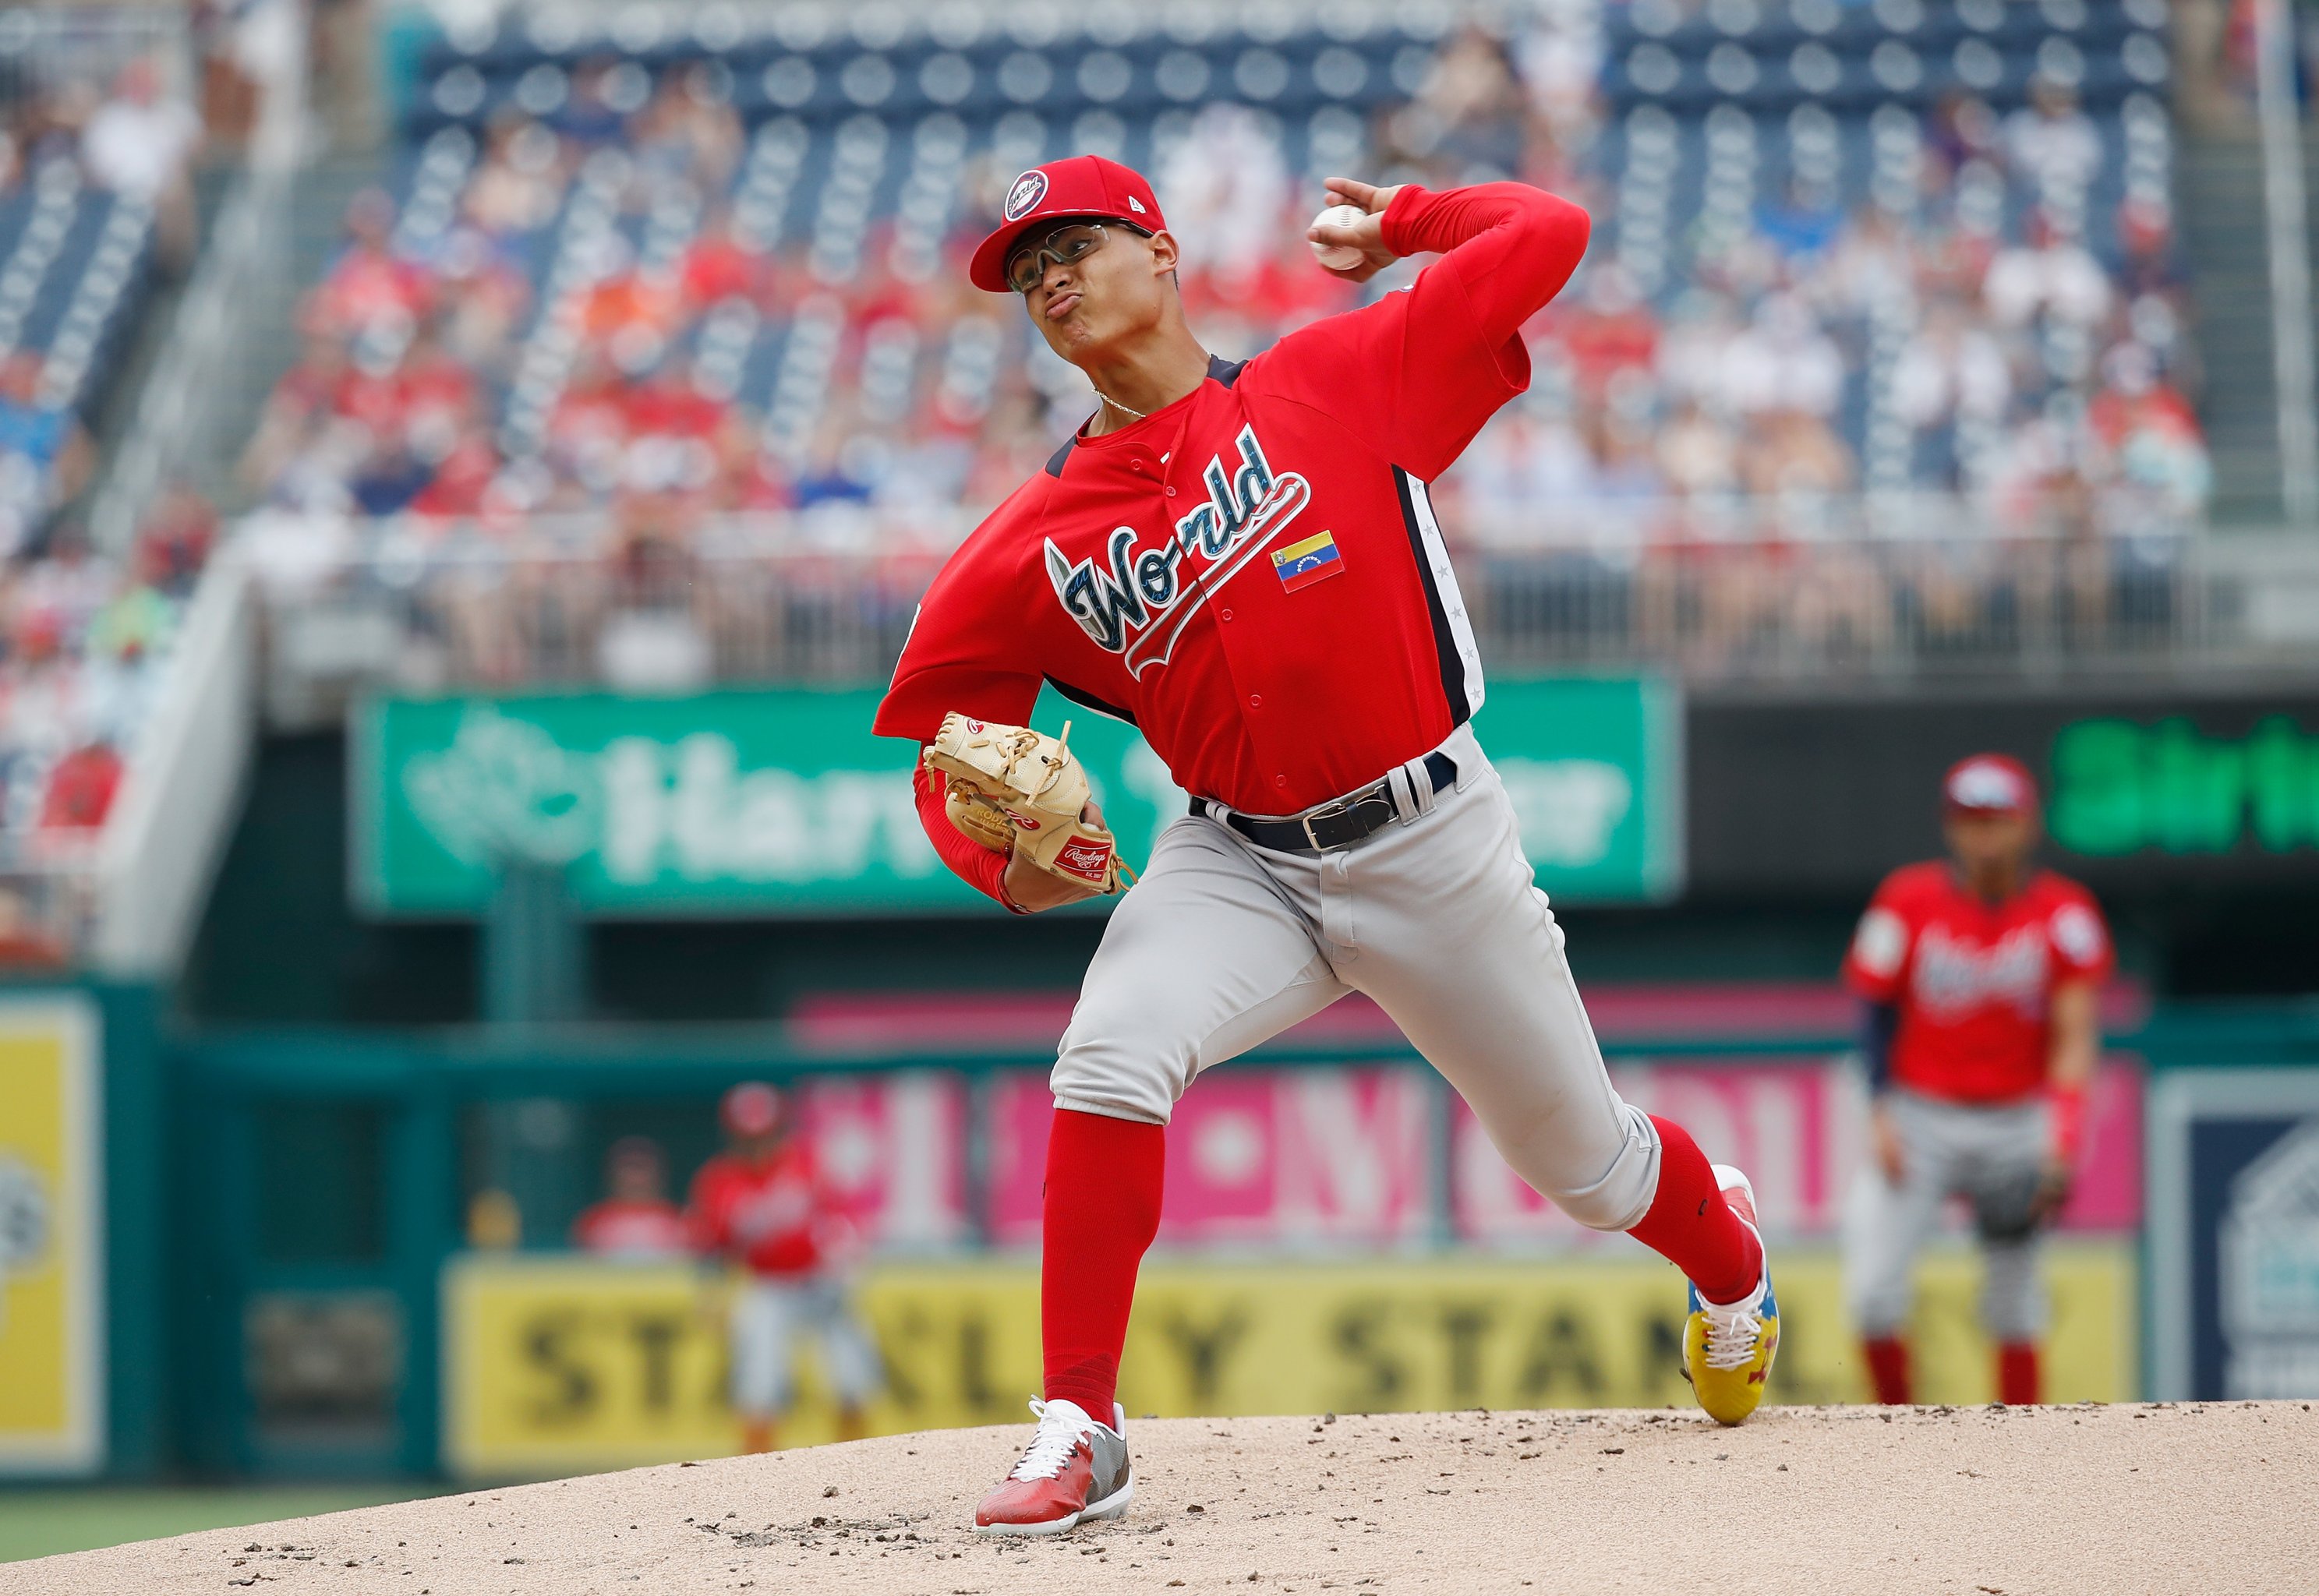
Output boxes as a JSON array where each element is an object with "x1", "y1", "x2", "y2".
[
  {"x1": 353, "y1": 679, "x2": 1681, "y2": 916},
  {"x1": 2051, "y1": 715, "x2": 2319, "y2": 856},
  {"x1": 1481, "y1": 676, "x2": 1684, "y2": 903}
]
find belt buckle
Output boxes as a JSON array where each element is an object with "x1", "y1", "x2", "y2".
[{"x1": 1299, "y1": 799, "x2": 1351, "y2": 853}]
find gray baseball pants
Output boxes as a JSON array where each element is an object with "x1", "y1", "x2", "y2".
[
  {"x1": 729, "y1": 1275, "x2": 882, "y2": 1417},
  {"x1": 1049, "y1": 723, "x2": 1663, "y2": 1233},
  {"x1": 1842, "y1": 1087, "x2": 2050, "y2": 1341}
]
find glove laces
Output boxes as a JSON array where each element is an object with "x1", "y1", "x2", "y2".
[
  {"x1": 1006, "y1": 1398, "x2": 1096, "y2": 1482},
  {"x1": 1699, "y1": 1297, "x2": 1765, "y2": 1372}
]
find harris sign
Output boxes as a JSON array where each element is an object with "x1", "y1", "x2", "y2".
[{"x1": 352, "y1": 680, "x2": 1682, "y2": 917}]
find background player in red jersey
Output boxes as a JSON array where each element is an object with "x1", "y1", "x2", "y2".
[
  {"x1": 686, "y1": 1082, "x2": 878, "y2": 1454},
  {"x1": 878, "y1": 156, "x2": 1777, "y2": 1535},
  {"x1": 1840, "y1": 754, "x2": 2112, "y2": 1406},
  {"x1": 570, "y1": 1135, "x2": 689, "y2": 1259}
]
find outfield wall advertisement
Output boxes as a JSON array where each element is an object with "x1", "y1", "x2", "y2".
[
  {"x1": 353, "y1": 679, "x2": 1681, "y2": 916},
  {"x1": 741, "y1": 1058, "x2": 2141, "y2": 1251},
  {"x1": 0, "y1": 995, "x2": 104, "y2": 1474},
  {"x1": 441, "y1": 1247, "x2": 2140, "y2": 1477},
  {"x1": 1686, "y1": 690, "x2": 2319, "y2": 896},
  {"x1": 2148, "y1": 1069, "x2": 2319, "y2": 1400}
]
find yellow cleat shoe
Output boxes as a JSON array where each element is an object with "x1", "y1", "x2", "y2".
[{"x1": 1682, "y1": 1163, "x2": 1780, "y2": 1426}]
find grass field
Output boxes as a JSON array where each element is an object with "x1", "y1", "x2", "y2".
[{"x1": 0, "y1": 1485, "x2": 447, "y2": 1564}]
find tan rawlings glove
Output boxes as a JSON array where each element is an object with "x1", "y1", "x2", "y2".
[{"x1": 922, "y1": 713, "x2": 1136, "y2": 895}]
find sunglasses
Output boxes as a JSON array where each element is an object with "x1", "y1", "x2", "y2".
[{"x1": 1006, "y1": 220, "x2": 1149, "y2": 295}]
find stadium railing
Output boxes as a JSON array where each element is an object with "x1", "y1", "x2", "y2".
[
  {"x1": 229, "y1": 489, "x2": 2289, "y2": 721},
  {"x1": 0, "y1": 5, "x2": 186, "y2": 112}
]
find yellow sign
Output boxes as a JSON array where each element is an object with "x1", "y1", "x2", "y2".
[
  {"x1": 0, "y1": 995, "x2": 103, "y2": 1474},
  {"x1": 442, "y1": 1244, "x2": 2137, "y2": 1478}
]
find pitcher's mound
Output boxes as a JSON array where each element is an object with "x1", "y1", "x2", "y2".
[{"x1": 15, "y1": 1404, "x2": 2317, "y2": 1594}]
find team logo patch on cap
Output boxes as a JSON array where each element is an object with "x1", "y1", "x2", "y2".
[
  {"x1": 1003, "y1": 169, "x2": 1049, "y2": 222},
  {"x1": 1946, "y1": 757, "x2": 2031, "y2": 812}
]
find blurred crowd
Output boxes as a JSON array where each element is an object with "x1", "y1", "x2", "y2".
[
  {"x1": 0, "y1": 488, "x2": 213, "y2": 835},
  {"x1": 238, "y1": 8, "x2": 2202, "y2": 572},
  {"x1": 239, "y1": 72, "x2": 1363, "y2": 538},
  {"x1": 0, "y1": 37, "x2": 210, "y2": 880},
  {"x1": 0, "y1": 484, "x2": 214, "y2": 962},
  {"x1": 0, "y1": 50, "x2": 201, "y2": 570},
  {"x1": 1363, "y1": 11, "x2": 2201, "y2": 541},
  {"x1": 1, "y1": 54, "x2": 203, "y2": 263}
]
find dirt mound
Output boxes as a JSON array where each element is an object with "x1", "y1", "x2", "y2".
[{"x1": 13, "y1": 1404, "x2": 2316, "y2": 1595}]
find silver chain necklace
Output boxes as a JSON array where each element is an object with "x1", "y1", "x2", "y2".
[{"x1": 1092, "y1": 387, "x2": 1148, "y2": 421}]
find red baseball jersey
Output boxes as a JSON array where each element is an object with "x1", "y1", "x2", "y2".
[
  {"x1": 570, "y1": 1197, "x2": 690, "y2": 1259},
  {"x1": 875, "y1": 183, "x2": 1589, "y2": 902},
  {"x1": 686, "y1": 1142, "x2": 850, "y2": 1278},
  {"x1": 1843, "y1": 862, "x2": 2114, "y2": 1103}
]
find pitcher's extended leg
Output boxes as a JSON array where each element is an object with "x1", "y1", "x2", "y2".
[
  {"x1": 1310, "y1": 758, "x2": 1770, "y2": 1418},
  {"x1": 1325, "y1": 772, "x2": 1760, "y2": 1298},
  {"x1": 1629, "y1": 1116, "x2": 1763, "y2": 1303}
]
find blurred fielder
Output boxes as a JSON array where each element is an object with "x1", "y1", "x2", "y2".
[
  {"x1": 686, "y1": 1082, "x2": 878, "y2": 1453},
  {"x1": 876, "y1": 157, "x2": 1779, "y2": 1535},
  {"x1": 1841, "y1": 754, "x2": 2112, "y2": 1406},
  {"x1": 570, "y1": 1135, "x2": 689, "y2": 1259}
]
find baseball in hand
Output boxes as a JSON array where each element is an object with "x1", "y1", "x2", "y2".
[{"x1": 1309, "y1": 203, "x2": 1370, "y2": 270}]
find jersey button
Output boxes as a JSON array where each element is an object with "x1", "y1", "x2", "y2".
[
  {"x1": 1274, "y1": 774, "x2": 1289, "y2": 789},
  {"x1": 1165, "y1": 486, "x2": 1178, "y2": 496},
  {"x1": 1248, "y1": 694, "x2": 1263, "y2": 708},
  {"x1": 1219, "y1": 606, "x2": 1233, "y2": 621}
]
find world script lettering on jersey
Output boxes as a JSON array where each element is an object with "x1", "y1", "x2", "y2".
[
  {"x1": 1043, "y1": 425, "x2": 1312, "y2": 679},
  {"x1": 1910, "y1": 923, "x2": 2050, "y2": 1019},
  {"x1": 730, "y1": 1181, "x2": 815, "y2": 1243}
]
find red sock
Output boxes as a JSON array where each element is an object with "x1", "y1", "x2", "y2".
[
  {"x1": 1040, "y1": 1108, "x2": 1165, "y2": 1422},
  {"x1": 1864, "y1": 1336, "x2": 1911, "y2": 1405},
  {"x1": 1997, "y1": 1341, "x2": 2039, "y2": 1406},
  {"x1": 1624, "y1": 1115, "x2": 1763, "y2": 1305}
]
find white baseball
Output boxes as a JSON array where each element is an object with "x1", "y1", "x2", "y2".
[{"x1": 1309, "y1": 203, "x2": 1370, "y2": 270}]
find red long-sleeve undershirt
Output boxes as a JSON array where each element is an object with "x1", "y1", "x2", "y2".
[
  {"x1": 1380, "y1": 180, "x2": 1591, "y2": 357},
  {"x1": 914, "y1": 760, "x2": 1019, "y2": 909}
]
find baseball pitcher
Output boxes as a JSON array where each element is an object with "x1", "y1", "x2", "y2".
[
  {"x1": 1840, "y1": 754, "x2": 2112, "y2": 1405},
  {"x1": 874, "y1": 156, "x2": 1778, "y2": 1535}
]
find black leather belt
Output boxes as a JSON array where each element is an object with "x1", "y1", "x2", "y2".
[{"x1": 1199, "y1": 751, "x2": 1457, "y2": 856}]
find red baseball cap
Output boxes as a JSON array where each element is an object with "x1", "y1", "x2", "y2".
[
  {"x1": 1942, "y1": 754, "x2": 2038, "y2": 817},
  {"x1": 969, "y1": 155, "x2": 1167, "y2": 293},
  {"x1": 719, "y1": 1082, "x2": 785, "y2": 1138}
]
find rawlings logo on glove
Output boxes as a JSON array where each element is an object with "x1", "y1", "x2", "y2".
[{"x1": 923, "y1": 713, "x2": 1137, "y2": 896}]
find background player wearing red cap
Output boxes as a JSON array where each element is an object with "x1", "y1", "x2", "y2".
[
  {"x1": 686, "y1": 1082, "x2": 878, "y2": 1454},
  {"x1": 876, "y1": 156, "x2": 1779, "y2": 1535},
  {"x1": 1840, "y1": 754, "x2": 2114, "y2": 1406}
]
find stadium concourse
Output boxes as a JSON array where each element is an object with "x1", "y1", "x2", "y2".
[{"x1": 14, "y1": 1405, "x2": 2317, "y2": 1594}]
